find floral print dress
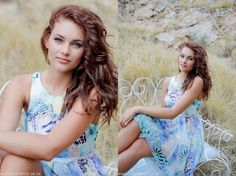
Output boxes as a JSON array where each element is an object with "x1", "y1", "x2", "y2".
[
  {"x1": 132, "y1": 76, "x2": 205, "y2": 176},
  {"x1": 24, "y1": 72, "x2": 107, "y2": 176}
]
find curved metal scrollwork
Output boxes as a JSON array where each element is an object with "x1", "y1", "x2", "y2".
[{"x1": 104, "y1": 160, "x2": 118, "y2": 176}]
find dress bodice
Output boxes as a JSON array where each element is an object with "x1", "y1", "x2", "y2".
[
  {"x1": 24, "y1": 72, "x2": 98, "y2": 157},
  {"x1": 165, "y1": 76, "x2": 202, "y2": 117}
]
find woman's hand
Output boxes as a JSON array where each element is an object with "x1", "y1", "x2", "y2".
[{"x1": 120, "y1": 106, "x2": 141, "y2": 128}]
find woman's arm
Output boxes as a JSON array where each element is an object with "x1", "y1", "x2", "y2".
[
  {"x1": 0, "y1": 75, "x2": 28, "y2": 131},
  {"x1": 120, "y1": 76, "x2": 203, "y2": 127},
  {"x1": 136, "y1": 76, "x2": 203, "y2": 119},
  {"x1": 120, "y1": 77, "x2": 170, "y2": 127},
  {"x1": 0, "y1": 88, "x2": 98, "y2": 161},
  {"x1": 0, "y1": 75, "x2": 29, "y2": 157}
]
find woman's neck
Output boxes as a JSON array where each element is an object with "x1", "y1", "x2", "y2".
[
  {"x1": 177, "y1": 72, "x2": 188, "y2": 82},
  {"x1": 41, "y1": 69, "x2": 72, "y2": 96}
]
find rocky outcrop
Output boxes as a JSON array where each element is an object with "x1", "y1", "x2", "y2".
[
  {"x1": 155, "y1": 21, "x2": 218, "y2": 46},
  {"x1": 119, "y1": 0, "x2": 236, "y2": 49}
]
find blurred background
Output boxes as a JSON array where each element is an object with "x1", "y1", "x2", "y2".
[
  {"x1": 0, "y1": 0, "x2": 117, "y2": 166},
  {"x1": 118, "y1": 0, "x2": 236, "y2": 175}
]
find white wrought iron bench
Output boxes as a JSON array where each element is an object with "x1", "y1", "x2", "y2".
[
  {"x1": 0, "y1": 81, "x2": 118, "y2": 176},
  {"x1": 119, "y1": 77, "x2": 233, "y2": 176}
]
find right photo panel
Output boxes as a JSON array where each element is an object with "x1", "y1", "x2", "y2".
[{"x1": 118, "y1": 1, "x2": 236, "y2": 176}]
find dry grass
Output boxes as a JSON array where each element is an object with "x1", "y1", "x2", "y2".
[
  {"x1": 207, "y1": 56, "x2": 236, "y2": 135},
  {"x1": 118, "y1": 26, "x2": 178, "y2": 81},
  {"x1": 0, "y1": 0, "x2": 117, "y2": 166},
  {"x1": 118, "y1": 25, "x2": 236, "y2": 175}
]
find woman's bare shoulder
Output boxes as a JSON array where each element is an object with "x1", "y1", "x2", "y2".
[
  {"x1": 3, "y1": 74, "x2": 32, "y2": 96},
  {"x1": 163, "y1": 77, "x2": 171, "y2": 88},
  {"x1": 164, "y1": 77, "x2": 172, "y2": 82},
  {"x1": 11, "y1": 74, "x2": 32, "y2": 87},
  {"x1": 193, "y1": 76, "x2": 204, "y2": 86},
  {"x1": 194, "y1": 75, "x2": 203, "y2": 81}
]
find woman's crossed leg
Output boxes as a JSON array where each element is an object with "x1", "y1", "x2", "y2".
[
  {"x1": 0, "y1": 153, "x2": 43, "y2": 175},
  {"x1": 118, "y1": 120, "x2": 152, "y2": 174}
]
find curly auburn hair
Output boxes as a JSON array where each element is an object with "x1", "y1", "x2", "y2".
[
  {"x1": 178, "y1": 42, "x2": 212, "y2": 100},
  {"x1": 40, "y1": 5, "x2": 117, "y2": 124}
]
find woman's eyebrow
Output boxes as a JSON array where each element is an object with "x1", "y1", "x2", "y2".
[
  {"x1": 72, "y1": 39, "x2": 84, "y2": 43},
  {"x1": 55, "y1": 34, "x2": 84, "y2": 42},
  {"x1": 187, "y1": 55, "x2": 194, "y2": 58}
]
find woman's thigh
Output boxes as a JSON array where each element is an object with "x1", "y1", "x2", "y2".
[
  {"x1": 0, "y1": 154, "x2": 44, "y2": 175},
  {"x1": 0, "y1": 150, "x2": 7, "y2": 167}
]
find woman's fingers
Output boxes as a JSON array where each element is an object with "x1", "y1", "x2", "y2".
[
  {"x1": 119, "y1": 118, "x2": 127, "y2": 128},
  {"x1": 119, "y1": 107, "x2": 137, "y2": 127},
  {"x1": 124, "y1": 117, "x2": 134, "y2": 127},
  {"x1": 120, "y1": 116, "x2": 134, "y2": 128}
]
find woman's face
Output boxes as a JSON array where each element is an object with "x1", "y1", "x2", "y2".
[
  {"x1": 178, "y1": 46, "x2": 195, "y2": 73},
  {"x1": 45, "y1": 18, "x2": 85, "y2": 73}
]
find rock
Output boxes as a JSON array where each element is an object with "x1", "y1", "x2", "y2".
[
  {"x1": 222, "y1": 13, "x2": 236, "y2": 31},
  {"x1": 155, "y1": 0, "x2": 168, "y2": 12},
  {"x1": 165, "y1": 11, "x2": 176, "y2": 18},
  {"x1": 135, "y1": 6, "x2": 155, "y2": 20},
  {"x1": 137, "y1": 0, "x2": 148, "y2": 6},
  {"x1": 188, "y1": 21, "x2": 218, "y2": 45},
  {"x1": 176, "y1": 30, "x2": 191, "y2": 39},
  {"x1": 134, "y1": 2, "x2": 163, "y2": 20},
  {"x1": 155, "y1": 31, "x2": 177, "y2": 45},
  {"x1": 179, "y1": 14, "x2": 198, "y2": 27}
]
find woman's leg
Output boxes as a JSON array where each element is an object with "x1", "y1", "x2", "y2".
[
  {"x1": 118, "y1": 120, "x2": 141, "y2": 154},
  {"x1": 0, "y1": 154, "x2": 43, "y2": 175},
  {"x1": 0, "y1": 150, "x2": 7, "y2": 167},
  {"x1": 118, "y1": 138, "x2": 152, "y2": 174}
]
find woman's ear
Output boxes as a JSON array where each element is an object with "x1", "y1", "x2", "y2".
[{"x1": 44, "y1": 35, "x2": 49, "y2": 49}]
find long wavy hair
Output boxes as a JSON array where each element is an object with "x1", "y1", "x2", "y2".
[
  {"x1": 178, "y1": 42, "x2": 212, "y2": 100},
  {"x1": 40, "y1": 5, "x2": 117, "y2": 124}
]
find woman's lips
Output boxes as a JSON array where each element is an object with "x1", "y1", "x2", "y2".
[
  {"x1": 180, "y1": 63, "x2": 186, "y2": 68},
  {"x1": 57, "y1": 57, "x2": 70, "y2": 64}
]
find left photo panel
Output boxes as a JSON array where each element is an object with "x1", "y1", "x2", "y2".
[{"x1": 0, "y1": 1, "x2": 118, "y2": 175}]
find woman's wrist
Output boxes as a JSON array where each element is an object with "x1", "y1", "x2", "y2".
[{"x1": 134, "y1": 106, "x2": 143, "y2": 114}]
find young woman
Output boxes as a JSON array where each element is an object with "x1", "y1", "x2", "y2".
[
  {"x1": 118, "y1": 42, "x2": 212, "y2": 175},
  {"x1": 0, "y1": 5, "x2": 117, "y2": 175}
]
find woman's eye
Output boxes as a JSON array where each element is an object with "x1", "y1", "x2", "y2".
[
  {"x1": 188, "y1": 57, "x2": 194, "y2": 61},
  {"x1": 54, "y1": 37, "x2": 63, "y2": 43},
  {"x1": 180, "y1": 54, "x2": 184, "y2": 58},
  {"x1": 72, "y1": 43, "x2": 82, "y2": 48}
]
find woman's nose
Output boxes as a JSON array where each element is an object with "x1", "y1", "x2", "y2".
[
  {"x1": 182, "y1": 57, "x2": 187, "y2": 63},
  {"x1": 61, "y1": 44, "x2": 70, "y2": 55}
]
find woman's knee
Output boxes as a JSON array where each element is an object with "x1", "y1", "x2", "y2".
[{"x1": 129, "y1": 139, "x2": 152, "y2": 157}]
